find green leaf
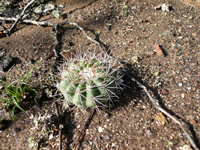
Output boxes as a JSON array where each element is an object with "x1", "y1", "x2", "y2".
[
  {"x1": 54, "y1": 10, "x2": 61, "y2": 18},
  {"x1": 11, "y1": 96, "x2": 24, "y2": 112},
  {"x1": 11, "y1": 106, "x2": 16, "y2": 121}
]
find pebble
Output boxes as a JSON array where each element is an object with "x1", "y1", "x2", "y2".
[
  {"x1": 0, "y1": 32, "x2": 6, "y2": 38},
  {"x1": 154, "y1": 3, "x2": 170, "y2": 12},
  {"x1": 178, "y1": 83, "x2": 183, "y2": 87},
  {"x1": 161, "y1": 3, "x2": 170, "y2": 12},
  {"x1": 161, "y1": 89, "x2": 169, "y2": 95},
  {"x1": 154, "y1": 44, "x2": 163, "y2": 56},
  {"x1": 192, "y1": 33, "x2": 197, "y2": 36},
  {"x1": 33, "y1": 4, "x2": 55, "y2": 14},
  {"x1": 98, "y1": 126, "x2": 104, "y2": 133},
  {"x1": 179, "y1": 145, "x2": 193, "y2": 150},
  {"x1": 155, "y1": 113, "x2": 168, "y2": 126}
]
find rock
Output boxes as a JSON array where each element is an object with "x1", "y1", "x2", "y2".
[
  {"x1": 0, "y1": 32, "x2": 6, "y2": 38},
  {"x1": 98, "y1": 126, "x2": 104, "y2": 133},
  {"x1": 155, "y1": 113, "x2": 168, "y2": 126},
  {"x1": 154, "y1": 3, "x2": 171, "y2": 12},
  {"x1": 179, "y1": 145, "x2": 193, "y2": 150},
  {"x1": 192, "y1": 33, "x2": 197, "y2": 36},
  {"x1": 161, "y1": 3, "x2": 170, "y2": 12},
  {"x1": 0, "y1": 51, "x2": 13, "y2": 72},
  {"x1": 154, "y1": 44, "x2": 163, "y2": 56},
  {"x1": 34, "y1": 4, "x2": 55, "y2": 14},
  {"x1": 161, "y1": 89, "x2": 169, "y2": 95}
]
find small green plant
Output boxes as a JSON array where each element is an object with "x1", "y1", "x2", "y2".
[
  {"x1": 54, "y1": 10, "x2": 62, "y2": 18},
  {"x1": 0, "y1": 64, "x2": 38, "y2": 122},
  {"x1": 167, "y1": 142, "x2": 173, "y2": 147},
  {"x1": 0, "y1": 0, "x2": 13, "y2": 12},
  {"x1": 28, "y1": 137, "x2": 39, "y2": 149},
  {"x1": 119, "y1": 2, "x2": 128, "y2": 17},
  {"x1": 57, "y1": 50, "x2": 122, "y2": 109}
]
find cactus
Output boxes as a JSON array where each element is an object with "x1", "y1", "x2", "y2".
[{"x1": 57, "y1": 50, "x2": 122, "y2": 108}]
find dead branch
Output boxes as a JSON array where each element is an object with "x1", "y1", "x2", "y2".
[
  {"x1": 8, "y1": 0, "x2": 36, "y2": 34},
  {"x1": 0, "y1": 16, "x2": 199, "y2": 150}
]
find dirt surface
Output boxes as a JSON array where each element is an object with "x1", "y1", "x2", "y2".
[{"x1": 0, "y1": 0, "x2": 200, "y2": 149}]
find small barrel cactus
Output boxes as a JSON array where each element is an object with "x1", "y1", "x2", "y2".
[{"x1": 57, "y1": 50, "x2": 122, "y2": 108}]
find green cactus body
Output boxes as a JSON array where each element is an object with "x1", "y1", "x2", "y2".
[{"x1": 58, "y1": 51, "x2": 121, "y2": 108}]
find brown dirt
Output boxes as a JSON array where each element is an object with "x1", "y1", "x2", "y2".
[{"x1": 0, "y1": 0, "x2": 200, "y2": 149}]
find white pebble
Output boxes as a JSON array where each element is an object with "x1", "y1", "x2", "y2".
[
  {"x1": 178, "y1": 83, "x2": 183, "y2": 87},
  {"x1": 98, "y1": 126, "x2": 104, "y2": 133}
]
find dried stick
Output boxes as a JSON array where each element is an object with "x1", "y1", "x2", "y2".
[
  {"x1": 0, "y1": 16, "x2": 199, "y2": 149},
  {"x1": 8, "y1": 0, "x2": 36, "y2": 34}
]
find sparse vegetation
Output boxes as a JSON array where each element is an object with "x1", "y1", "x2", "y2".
[{"x1": 0, "y1": 63, "x2": 38, "y2": 122}]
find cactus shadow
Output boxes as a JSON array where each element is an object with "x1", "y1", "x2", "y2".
[
  {"x1": 61, "y1": 109, "x2": 77, "y2": 149},
  {"x1": 109, "y1": 62, "x2": 146, "y2": 110},
  {"x1": 119, "y1": 63, "x2": 200, "y2": 148}
]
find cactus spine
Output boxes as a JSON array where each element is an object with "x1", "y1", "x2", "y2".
[{"x1": 57, "y1": 50, "x2": 122, "y2": 108}]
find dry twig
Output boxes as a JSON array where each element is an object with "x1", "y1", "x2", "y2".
[{"x1": 8, "y1": 0, "x2": 36, "y2": 34}]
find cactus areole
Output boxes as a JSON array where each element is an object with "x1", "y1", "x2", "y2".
[{"x1": 58, "y1": 51, "x2": 121, "y2": 108}]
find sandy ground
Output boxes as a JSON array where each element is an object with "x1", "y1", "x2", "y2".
[{"x1": 0, "y1": 0, "x2": 200, "y2": 149}]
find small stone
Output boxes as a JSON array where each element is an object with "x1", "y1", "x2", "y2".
[
  {"x1": 49, "y1": 133, "x2": 53, "y2": 140},
  {"x1": 161, "y1": 3, "x2": 170, "y2": 12},
  {"x1": 34, "y1": 4, "x2": 55, "y2": 14},
  {"x1": 161, "y1": 89, "x2": 169, "y2": 95},
  {"x1": 0, "y1": 32, "x2": 6, "y2": 38},
  {"x1": 190, "y1": 120, "x2": 197, "y2": 126},
  {"x1": 179, "y1": 145, "x2": 193, "y2": 150},
  {"x1": 15, "y1": 70, "x2": 21, "y2": 75},
  {"x1": 154, "y1": 44, "x2": 163, "y2": 56},
  {"x1": 192, "y1": 33, "x2": 197, "y2": 36},
  {"x1": 146, "y1": 130, "x2": 153, "y2": 136},
  {"x1": 178, "y1": 83, "x2": 183, "y2": 87},
  {"x1": 189, "y1": 16, "x2": 193, "y2": 19},
  {"x1": 192, "y1": 87, "x2": 196, "y2": 91},
  {"x1": 155, "y1": 113, "x2": 168, "y2": 126},
  {"x1": 126, "y1": 26, "x2": 132, "y2": 30},
  {"x1": 154, "y1": 3, "x2": 171, "y2": 12},
  {"x1": 98, "y1": 126, "x2": 104, "y2": 133}
]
